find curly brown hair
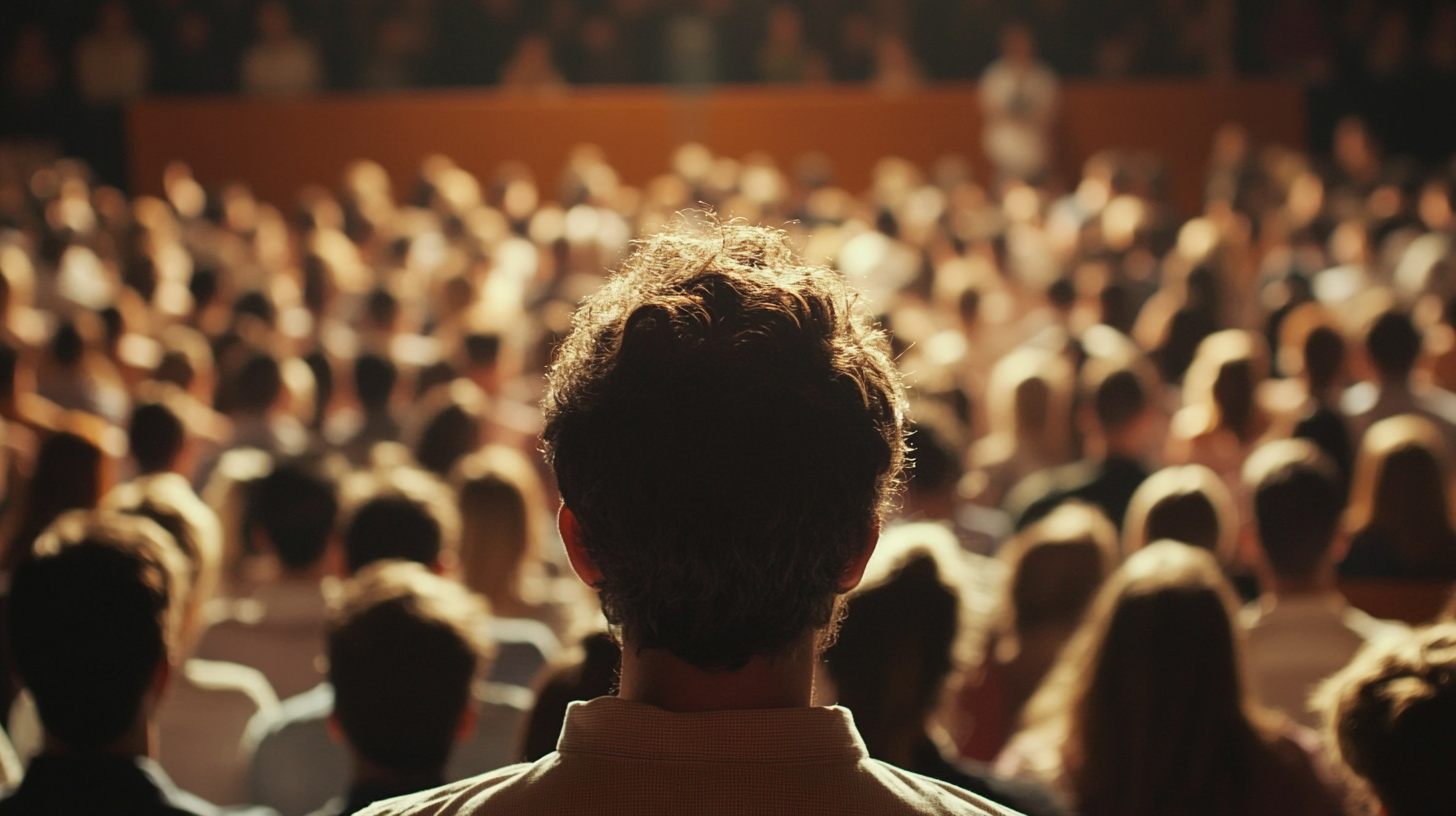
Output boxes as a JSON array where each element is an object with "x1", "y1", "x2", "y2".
[{"x1": 543, "y1": 220, "x2": 907, "y2": 670}]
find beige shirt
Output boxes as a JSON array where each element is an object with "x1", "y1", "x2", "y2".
[
  {"x1": 1243, "y1": 591, "x2": 1407, "y2": 729},
  {"x1": 359, "y1": 697, "x2": 1017, "y2": 816}
]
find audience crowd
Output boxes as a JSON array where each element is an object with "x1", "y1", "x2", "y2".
[{"x1": 1, "y1": 109, "x2": 1456, "y2": 815}]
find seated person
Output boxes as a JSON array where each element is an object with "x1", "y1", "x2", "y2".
[
  {"x1": 247, "y1": 467, "x2": 532, "y2": 816},
  {"x1": 362, "y1": 223, "x2": 1012, "y2": 815},
  {"x1": 1340, "y1": 414, "x2": 1456, "y2": 579},
  {"x1": 197, "y1": 455, "x2": 342, "y2": 700},
  {"x1": 822, "y1": 526, "x2": 1065, "y2": 816},
  {"x1": 1005, "y1": 364, "x2": 1153, "y2": 532},
  {"x1": 1, "y1": 510, "x2": 269, "y2": 816},
  {"x1": 1315, "y1": 622, "x2": 1456, "y2": 816},
  {"x1": 311, "y1": 561, "x2": 491, "y2": 816},
  {"x1": 1242, "y1": 439, "x2": 1406, "y2": 729}
]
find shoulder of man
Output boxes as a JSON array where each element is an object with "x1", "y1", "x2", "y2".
[{"x1": 353, "y1": 763, "x2": 534, "y2": 816}]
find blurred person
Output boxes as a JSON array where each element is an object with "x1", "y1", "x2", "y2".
[
  {"x1": 1340, "y1": 414, "x2": 1456, "y2": 579},
  {"x1": 1167, "y1": 329, "x2": 1273, "y2": 489},
  {"x1": 408, "y1": 379, "x2": 486, "y2": 478},
  {"x1": 1343, "y1": 308, "x2": 1456, "y2": 451},
  {"x1": 74, "y1": 1, "x2": 150, "y2": 105},
  {"x1": 498, "y1": 35, "x2": 566, "y2": 94},
  {"x1": 995, "y1": 541, "x2": 1344, "y2": 816},
  {"x1": 196, "y1": 456, "x2": 342, "y2": 700},
  {"x1": 980, "y1": 24, "x2": 1059, "y2": 185},
  {"x1": 1004, "y1": 365, "x2": 1153, "y2": 532},
  {"x1": 822, "y1": 529, "x2": 1065, "y2": 816},
  {"x1": 663, "y1": 1, "x2": 719, "y2": 86},
  {"x1": 518, "y1": 632, "x2": 620, "y2": 762},
  {"x1": 104, "y1": 474, "x2": 278, "y2": 806},
  {"x1": 37, "y1": 317, "x2": 129, "y2": 424},
  {"x1": 1274, "y1": 306, "x2": 1355, "y2": 485},
  {"x1": 1122, "y1": 463, "x2": 1238, "y2": 558},
  {"x1": 199, "y1": 350, "x2": 307, "y2": 487},
  {"x1": 873, "y1": 36, "x2": 923, "y2": 94},
  {"x1": 241, "y1": 1, "x2": 323, "y2": 97},
  {"x1": 337, "y1": 354, "x2": 400, "y2": 466},
  {"x1": 247, "y1": 466, "x2": 530, "y2": 816},
  {"x1": 4, "y1": 25, "x2": 60, "y2": 105},
  {"x1": 360, "y1": 223, "x2": 1013, "y2": 815},
  {"x1": 956, "y1": 503, "x2": 1118, "y2": 762},
  {"x1": 3, "y1": 431, "x2": 107, "y2": 573},
  {"x1": 312, "y1": 561, "x2": 491, "y2": 816},
  {"x1": 0, "y1": 511, "x2": 268, "y2": 816},
  {"x1": 1314, "y1": 622, "x2": 1456, "y2": 816},
  {"x1": 157, "y1": 10, "x2": 234, "y2": 95},
  {"x1": 1242, "y1": 439, "x2": 1406, "y2": 729},
  {"x1": 451, "y1": 445, "x2": 567, "y2": 677},
  {"x1": 130, "y1": 400, "x2": 188, "y2": 478},
  {"x1": 575, "y1": 15, "x2": 632, "y2": 84},
  {"x1": 966, "y1": 347, "x2": 1074, "y2": 508},
  {"x1": 758, "y1": 5, "x2": 811, "y2": 83}
]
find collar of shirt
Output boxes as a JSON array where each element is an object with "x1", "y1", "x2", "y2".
[{"x1": 557, "y1": 697, "x2": 870, "y2": 764}]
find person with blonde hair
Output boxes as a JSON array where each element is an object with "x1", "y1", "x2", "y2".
[
  {"x1": 1122, "y1": 463, "x2": 1239, "y2": 560},
  {"x1": 995, "y1": 541, "x2": 1343, "y2": 816},
  {"x1": 967, "y1": 347, "x2": 1074, "y2": 508},
  {"x1": 956, "y1": 502, "x2": 1118, "y2": 762},
  {"x1": 1340, "y1": 414, "x2": 1456, "y2": 579},
  {"x1": 1167, "y1": 329, "x2": 1273, "y2": 488}
]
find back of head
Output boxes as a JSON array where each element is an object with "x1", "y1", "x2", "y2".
[
  {"x1": 1317, "y1": 623, "x2": 1456, "y2": 816},
  {"x1": 354, "y1": 353, "x2": 396, "y2": 413},
  {"x1": 452, "y1": 445, "x2": 543, "y2": 603},
  {"x1": 10, "y1": 432, "x2": 105, "y2": 566},
  {"x1": 50, "y1": 319, "x2": 84, "y2": 369},
  {"x1": 129, "y1": 401, "x2": 184, "y2": 475},
  {"x1": 542, "y1": 221, "x2": 906, "y2": 671},
  {"x1": 1124, "y1": 464, "x2": 1235, "y2": 559},
  {"x1": 328, "y1": 560, "x2": 488, "y2": 773},
  {"x1": 410, "y1": 379, "x2": 486, "y2": 477},
  {"x1": 1057, "y1": 541, "x2": 1260, "y2": 816},
  {"x1": 342, "y1": 468, "x2": 459, "y2": 574},
  {"x1": 1303, "y1": 325, "x2": 1345, "y2": 394},
  {"x1": 825, "y1": 551, "x2": 958, "y2": 750},
  {"x1": 1244, "y1": 439, "x2": 1344, "y2": 579},
  {"x1": 233, "y1": 351, "x2": 282, "y2": 414},
  {"x1": 1091, "y1": 367, "x2": 1147, "y2": 435},
  {"x1": 253, "y1": 456, "x2": 340, "y2": 572},
  {"x1": 1366, "y1": 310, "x2": 1422, "y2": 380},
  {"x1": 1347, "y1": 415, "x2": 1456, "y2": 566},
  {"x1": 9, "y1": 511, "x2": 188, "y2": 751},
  {"x1": 1004, "y1": 502, "x2": 1118, "y2": 638}
]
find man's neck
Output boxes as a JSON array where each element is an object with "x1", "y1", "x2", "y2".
[{"x1": 617, "y1": 635, "x2": 818, "y2": 713}]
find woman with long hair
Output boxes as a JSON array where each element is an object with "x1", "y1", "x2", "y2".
[
  {"x1": 1340, "y1": 414, "x2": 1456, "y2": 579},
  {"x1": 996, "y1": 541, "x2": 1342, "y2": 816}
]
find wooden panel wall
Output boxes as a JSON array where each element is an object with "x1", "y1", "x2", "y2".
[{"x1": 128, "y1": 81, "x2": 1304, "y2": 218}]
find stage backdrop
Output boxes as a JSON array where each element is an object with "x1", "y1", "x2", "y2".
[{"x1": 128, "y1": 81, "x2": 1304, "y2": 219}]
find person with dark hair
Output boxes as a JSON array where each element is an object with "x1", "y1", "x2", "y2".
[
  {"x1": 1314, "y1": 622, "x2": 1456, "y2": 816},
  {"x1": 1005, "y1": 364, "x2": 1153, "y2": 531},
  {"x1": 823, "y1": 529, "x2": 1065, "y2": 816},
  {"x1": 1343, "y1": 308, "x2": 1456, "y2": 451},
  {"x1": 0, "y1": 510, "x2": 268, "y2": 816},
  {"x1": 1242, "y1": 439, "x2": 1406, "y2": 729},
  {"x1": 337, "y1": 354, "x2": 399, "y2": 465},
  {"x1": 996, "y1": 541, "x2": 1344, "y2": 816},
  {"x1": 407, "y1": 379, "x2": 486, "y2": 477},
  {"x1": 4, "y1": 431, "x2": 107, "y2": 572},
  {"x1": 198, "y1": 349, "x2": 306, "y2": 490},
  {"x1": 196, "y1": 455, "x2": 342, "y2": 700},
  {"x1": 1276, "y1": 305, "x2": 1354, "y2": 487},
  {"x1": 312, "y1": 561, "x2": 491, "y2": 816},
  {"x1": 363, "y1": 223, "x2": 1011, "y2": 815},
  {"x1": 249, "y1": 466, "x2": 528, "y2": 816},
  {"x1": 37, "y1": 317, "x2": 129, "y2": 424},
  {"x1": 518, "y1": 632, "x2": 621, "y2": 763},
  {"x1": 1340, "y1": 414, "x2": 1456, "y2": 578},
  {"x1": 131, "y1": 401, "x2": 187, "y2": 476}
]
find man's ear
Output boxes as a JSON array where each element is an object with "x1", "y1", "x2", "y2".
[
  {"x1": 453, "y1": 705, "x2": 478, "y2": 745},
  {"x1": 325, "y1": 712, "x2": 346, "y2": 745},
  {"x1": 558, "y1": 505, "x2": 603, "y2": 588},
  {"x1": 837, "y1": 523, "x2": 880, "y2": 593}
]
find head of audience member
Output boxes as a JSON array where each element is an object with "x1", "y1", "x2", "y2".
[
  {"x1": 1025, "y1": 541, "x2": 1276, "y2": 816},
  {"x1": 230, "y1": 350, "x2": 283, "y2": 418},
  {"x1": 1365, "y1": 309, "x2": 1422, "y2": 387},
  {"x1": 985, "y1": 346, "x2": 1072, "y2": 462},
  {"x1": 542, "y1": 222, "x2": 905, "y2": 674},
  {"x1": 901, "y1": 414, "x2": 964, "y2": 521},
  {"x1": 128, "y1": 400, "x2": 185, "y2": 476},
  {"x1": 354, "y1": 353, "x2": 397, "y2": 417},
  {"x1": 327, "y1": 560, "x2": 491, "y2": 792},
  {"x1": 102, "y1": 473, "x2": 223, "y2": 656},
  {"x1": 1345, "y1": 414, "x2": 1456, "y2": 571},
  {"x1": 451, "y1": 445, "x2": 546, "y2": 618},
  {"x1": 1083, "y1": 362, "x2": 1151, "y2": 459},
  {"x1": 251, "y1": 454, "x2": 341, "y2": 577},
  {"x1": 48, "y1": 318, "x2": 84, "y2": 373},
  {"x1": 9, "y1": 511, "x2": 188, "y2": 756},
  {"x1": 1243, "y1": 439, "x2": 1345, "y2": 591},
  {"x1": 520, "y1": 631, "x2": 622, "y2": 762},
  {"x1": 995, "y1": 502, "x2": 1118, "y2": 660},
  {"x1": 410, "y1": 379, "x2": 486, "y2": 477},
  {"x1": 1179, "y1": 329, "x2": 1267, "y2": 445},
  {"x1": 1123, "y1": 464, "x2": 1237, "y2": 561},
  {"x1": 1316, "y1": 623, "x2": 1456, "y2": 816},
  {"x1": 1278, "y1": 303, "x2": 1345, "y2": 401},
  {"x1": 5, "y1": 431, "x2": 106, "y2": 570},
  {"x1": 341, "y1": 466, "x2": 460, "y2": 575}
]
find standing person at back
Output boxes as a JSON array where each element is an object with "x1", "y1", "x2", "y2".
[
  {"x1": 362, "y1": 222, "x2": 1017, "y2": 815},
  {"x1": 1241, "y1": 439, "x2": 1406, "y2": 729}
]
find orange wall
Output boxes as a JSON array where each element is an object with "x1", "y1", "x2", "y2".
[{"x1": 128, "y1": 81, "x2": 1304, "y2": 218}]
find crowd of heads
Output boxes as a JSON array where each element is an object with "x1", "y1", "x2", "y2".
[{"x1": 3, "y1": 107, "x2": 1456, "y2": 814}]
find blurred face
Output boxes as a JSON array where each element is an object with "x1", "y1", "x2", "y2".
[{"x1": 1002, "y1": 26, "x2": 1034, "y2": 66}]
